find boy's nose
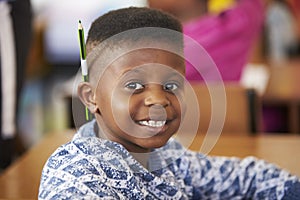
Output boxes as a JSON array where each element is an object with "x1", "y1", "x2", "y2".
[{"x1": 144, "y1": 85, "x2": 170, "y2": 107}]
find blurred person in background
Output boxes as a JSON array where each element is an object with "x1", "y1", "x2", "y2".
[
  {"x1": 289, "y1": 0, "x2": 300, "y2": 41},
  {"x1": 289, "y1": 0, "x2": 300, "y2": 58},
  {"x1": 0, "y1": 0, "x2": 33, "y2": 170},
  {"x1": 262, "y1": 0, "x2": 299, "y2": 133},
  {"x1": 148, "y1": 0, "x2": 266, "y2": 81},
  {"x1": 265, "y1": 0, "x2": 299, "y2": 63}
]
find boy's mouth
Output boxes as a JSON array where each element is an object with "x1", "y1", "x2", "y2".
[{"x1": 138, "y1": 120, "x2": 166, "y2": 128}]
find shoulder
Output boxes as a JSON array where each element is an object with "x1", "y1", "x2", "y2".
[
  {"x1": 40, "y1": 120, "x2": 133, "y2": 182},
  {"x1": 42, "y1": 129, "x2": 135, "y2": 172},
  {"x1": 39, "y1": 131, "x2": 137, "y2": 199}
]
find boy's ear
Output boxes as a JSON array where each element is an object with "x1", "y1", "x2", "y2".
[{"x1": 77, "y1": 82, "x2": 99, "y2": 114}]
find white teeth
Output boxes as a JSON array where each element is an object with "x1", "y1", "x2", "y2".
[{"x1": 138, "y1": 120, "x2": 166, "y2": 127}]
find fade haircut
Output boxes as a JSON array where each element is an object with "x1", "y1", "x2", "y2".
[{"x1": 86, "y1": 7, "x2": 183, "y2": 53}]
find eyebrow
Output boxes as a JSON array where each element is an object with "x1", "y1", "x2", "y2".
[
  {"x1": 121, "y1": 67, "x2": 184, "y2": 78},
  {"x1": 167, "y1": 72, "x2": 183, "y2": 78},
  {"x1": 121, "y1": 67, "x2": 143, "y2": 76}
]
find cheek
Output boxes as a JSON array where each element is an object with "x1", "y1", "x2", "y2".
[
  {"x1": 111, "y1": 99, "x2": 129, "y2": 118},
  {"x1": 97, "y1": 87, "x2": 128, "y2": 122},
  {"x1": 110, "y1": 91, "x2": 138, "y2": 124},
  {"x1": 172, "y1": 92, "x2": 185, "y2": 116},
  {"x1": 112, "y1": 89, "x2": 143, "y2": 113},
  {"x1": 101, "y1": 94, "x2": 132, "y2": 135},
  {"x1": 179, "y1": 96, "x2": 187, "y2": 117},
  {"x1": 111, "y1": 94, "x2": 129, "y2": 116}
]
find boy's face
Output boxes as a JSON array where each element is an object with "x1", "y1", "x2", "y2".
[{"x1": 94, "y1": 48, "x2": 185, "y2": 153}]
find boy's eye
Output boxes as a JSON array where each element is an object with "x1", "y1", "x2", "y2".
[
  {"x1": 164, "y1": 82, "x2": 179, "y2": 91},
  {"x1": 125, "y1": 82, "x2": 144, "y2": 90}
]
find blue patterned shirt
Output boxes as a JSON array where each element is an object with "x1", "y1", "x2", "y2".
[{"x1": 39, "y1": 120, "x2": 300, "y2": 199}]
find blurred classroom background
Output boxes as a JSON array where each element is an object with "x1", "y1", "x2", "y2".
[{"x1": 1, "y1": 0, "x2": 300, "y2": 170}]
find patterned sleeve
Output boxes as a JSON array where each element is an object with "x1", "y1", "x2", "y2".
[
  {"x1": 183, "y1": 152, "x2": 300, "y2": 199},
  {"x1": 38, "y1": 145, "x2": 120, "y2": 199}
]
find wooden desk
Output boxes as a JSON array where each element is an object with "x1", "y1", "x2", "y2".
[
  {"x1": 263, "y1": 62, "x2": 300, "y2": 133},
  {"x1": 0, "y1": 132, "x2": 299, "y2": 199},
  {"x1": 0, "y1": 131, "x2": 74, "y2": 199},
  {"x1": 189, "y1": 134, "x2": 300, "y2": 177}
]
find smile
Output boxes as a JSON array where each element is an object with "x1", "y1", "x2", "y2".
[{"x1": 138, "y1": 120, "x2": 166, "y2": 128}]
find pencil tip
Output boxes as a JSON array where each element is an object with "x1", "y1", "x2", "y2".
[{"x1": 79, "y1": 20, "x2": 81, "y2": 24}]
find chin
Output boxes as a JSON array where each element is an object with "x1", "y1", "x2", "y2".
[{"x1": 140, "y1": 136, "x2": 171, "y2": 149}]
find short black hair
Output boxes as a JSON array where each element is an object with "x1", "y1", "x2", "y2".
[{"x1": 86, "y1": 7, "x2": 183, "y2": 53}]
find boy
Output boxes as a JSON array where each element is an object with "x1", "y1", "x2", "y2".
[{"x1": 39, "y1": 7, "x2": 300, "y2": 199}]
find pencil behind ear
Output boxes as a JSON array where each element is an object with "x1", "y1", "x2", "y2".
[{"x1": 77, "y1": 82, "x2": 99, "y2": 114}]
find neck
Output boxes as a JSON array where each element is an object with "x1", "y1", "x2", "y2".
[
  {"x1": 131, "y1": 152, "x2": 150, "y2": 169},
  {"x1": 95, "y1": 121, "x2": 150, "y2": 169}
]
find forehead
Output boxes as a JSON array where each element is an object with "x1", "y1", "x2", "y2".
[
  {"x1": 87, "y1": 38, "x2": 184, "y2": 85},
  {"x1": 107, "y1": 48, "x2": 185, "y2": 78}
]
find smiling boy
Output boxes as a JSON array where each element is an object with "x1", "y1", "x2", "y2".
[{"x1": 39, "y1": 7, "x2": 300, "y2": 199}]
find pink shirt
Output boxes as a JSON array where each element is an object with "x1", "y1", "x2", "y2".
[{"x1": 184, "y1": 0, "x2": 264, "y2": 82}]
